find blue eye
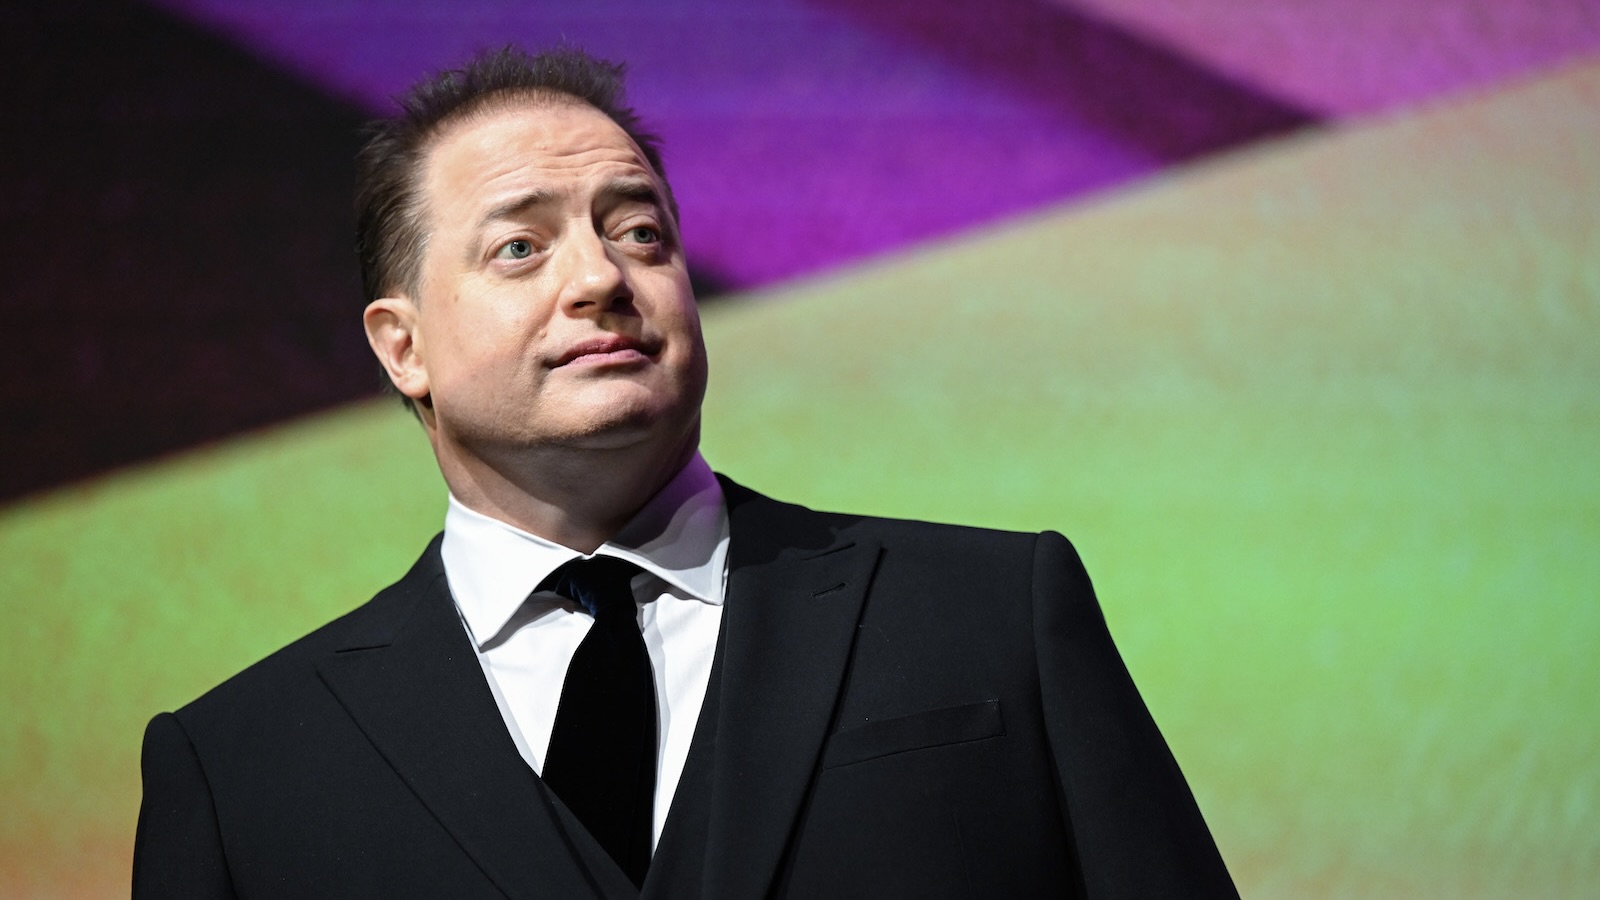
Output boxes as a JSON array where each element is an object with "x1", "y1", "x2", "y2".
[
  {"x1": 624, "y1": 226, "x2": 659, "y2": 243},
  {"x1": 496, "y1": 239, "x2": 533, "y2": 260}
]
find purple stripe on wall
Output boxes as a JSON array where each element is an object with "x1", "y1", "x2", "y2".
[
  {"x1": 146, "y1": 0, "x2": 1317, "y2": 289},
  {"x1": 1063, "y1": 0, "x2": 1600, "y2": 117}
]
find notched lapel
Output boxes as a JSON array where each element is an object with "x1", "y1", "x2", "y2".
[
  {"x1": 314, "y1": 542, "x2": 623, "y2": 900},
  {"x1": 698, "y1": 486, "x2": 883, "y2": 900}
]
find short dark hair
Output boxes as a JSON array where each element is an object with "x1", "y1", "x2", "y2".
[{"x1": 354, "y1": 46, "x2": 672, "y2": 408}]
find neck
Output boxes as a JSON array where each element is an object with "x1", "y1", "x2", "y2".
[{"x1": 431, "y1": 428, "x2": 700, "y2": 554}]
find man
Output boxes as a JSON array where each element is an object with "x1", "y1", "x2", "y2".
[{"x1": 135, "y1": 47, "x2": 1237, "y2": 898}]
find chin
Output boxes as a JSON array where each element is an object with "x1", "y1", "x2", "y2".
[{"x1": 551, "y1": 397, "x2": 695, "y2": 452}]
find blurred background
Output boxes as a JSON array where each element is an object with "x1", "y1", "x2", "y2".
[{"x1": 3, "y1": 0, "x2": 1598, "y2": 895}]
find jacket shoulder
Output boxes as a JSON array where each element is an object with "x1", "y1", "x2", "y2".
[{"x1": 720, "y1": 473, "x2": 1062, "y2": 562}]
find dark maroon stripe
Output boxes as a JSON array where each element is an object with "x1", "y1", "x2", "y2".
[{"x1": 3, "y1": 0, "x2": 375, "y2": 501}]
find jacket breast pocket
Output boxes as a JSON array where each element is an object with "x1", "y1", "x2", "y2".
[{"x1": 821, "y1": 699, "x2": 1005, "y2": 769}]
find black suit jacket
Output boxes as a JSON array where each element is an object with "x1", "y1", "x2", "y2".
[{"x1": 135, "y1": 480, "x2": 1236, "y2": 898}]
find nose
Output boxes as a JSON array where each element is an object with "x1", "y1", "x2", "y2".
[{"x1": 557, "y1": 227, "x2": 633, "y2": 316}]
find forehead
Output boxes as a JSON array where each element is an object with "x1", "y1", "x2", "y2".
[{"x1": 417, "y1": 98, "x2": 659, "y2": 221}]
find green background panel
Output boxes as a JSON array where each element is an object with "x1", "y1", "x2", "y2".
[{"x1": 3, "y1": 61, "x2": 1597, "y2": 897}]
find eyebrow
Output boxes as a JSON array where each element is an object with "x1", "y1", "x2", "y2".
[
  {"x1": 600, "y1": 178, "x2": 664, "y2": 210},
  {"x1": 476, "y1": 188, "x2": 560, "y2": 231},
  {"x1": 601, "y1": 178, "x2": 677, "y2": 240},
  {"x1": 473, "y1": 179, "x2": 665, "y2": 232}
]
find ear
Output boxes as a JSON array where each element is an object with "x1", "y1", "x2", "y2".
[{"x1": 363, "y1": 297, "x2": 431, "y2": 402}]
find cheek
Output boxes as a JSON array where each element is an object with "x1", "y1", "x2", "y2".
[
  {"x1": 433, "y1": 286, "x2": 553, "y2": 371},
  {"x1": 676, "y1": 324, "x2": 710, "y2": 400},
  {"x1": 428, "y1": 327, "x2": 529, "y2": 399},
  {"x1": 653, "y1": 275, "x2": 702, "y2": 334},
  {"x1": 665, "y1": 308, "x2": 707, "y2": 373}
]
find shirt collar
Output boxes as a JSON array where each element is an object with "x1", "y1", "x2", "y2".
[{"x1": 442, "y1": 453, "x2": 728, "y2": 649}]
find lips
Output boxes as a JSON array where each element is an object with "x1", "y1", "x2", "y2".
[{"x1": 552, "y1": 334, "x2": 656, "y2": 367}]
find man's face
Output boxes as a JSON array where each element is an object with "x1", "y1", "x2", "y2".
[{"x1": 382, "y1": 98, "x2": 706, "y2": 464}]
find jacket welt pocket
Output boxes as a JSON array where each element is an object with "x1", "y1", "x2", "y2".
[{"x1": 821, "y1": 699, "x2": 1004, "y2": 769}]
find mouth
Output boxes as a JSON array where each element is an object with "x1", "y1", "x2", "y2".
[{"x1": 553, "y1": 334, "x2": 657, "y2": 368}]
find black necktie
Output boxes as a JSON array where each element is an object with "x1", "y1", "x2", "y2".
[{"x1": 539, "y1": 556, "x2": 657, "y2": 887}]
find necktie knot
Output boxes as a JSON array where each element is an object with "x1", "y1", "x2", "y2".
[{"x1": 542, "y1": 556, "x2": 641, "y2": 620}]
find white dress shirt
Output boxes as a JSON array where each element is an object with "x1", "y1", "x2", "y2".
[{"x1": 441, "y1": 454, "x2": 729, "y2": 848}]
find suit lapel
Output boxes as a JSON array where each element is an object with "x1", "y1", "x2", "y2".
[
  {"x1": 690, "y1": 481, "x2": 882, "y2": 900},
  {"x1": 315, "y1": 538, "x2": 632, "y2": 900}
]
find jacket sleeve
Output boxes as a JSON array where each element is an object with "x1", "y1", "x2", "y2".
[
  {"x1": 1031, "y1": 531, "x2": 1239, "y2": 899},
  {"x1": 133, "y1": 712, "x2": 238, "y2": 899}
]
